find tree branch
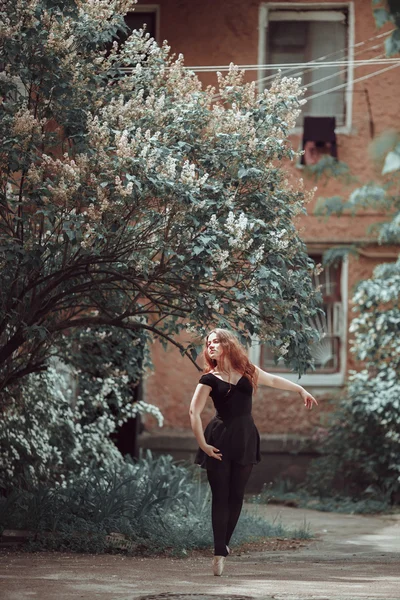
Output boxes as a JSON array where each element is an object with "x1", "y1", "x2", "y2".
[{"x1": 50, "y1": 317, "x2": 202, "y2": 370}]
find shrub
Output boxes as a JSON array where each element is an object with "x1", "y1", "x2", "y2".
[
  {"x1": 305, "y1": 374, "x2": 400, "y2": 503},
  {"x1": 0, "y1": 364, "x2": 163, "y2": 491},
  {"x1": 1, "y1": 452, "x2": 309, "y2": 554},
  {"x1": 305, "y1": 258, "x2": 400, "y2": 504}
]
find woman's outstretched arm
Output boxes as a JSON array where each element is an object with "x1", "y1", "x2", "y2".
[{"x1": 255, "y1": 366, "x2": 318, "y2": 410}]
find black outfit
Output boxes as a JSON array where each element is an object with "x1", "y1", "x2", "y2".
[
  {"x1": 194, "y1": 372, "x2": 261, "y2": 556},
  {"x1": 195, "y1": 373, "x2": 261, "y2": 470}
]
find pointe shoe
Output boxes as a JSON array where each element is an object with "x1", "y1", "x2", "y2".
[{"x1": 212, "y1": 555, "x2": 225, "y2": 576}]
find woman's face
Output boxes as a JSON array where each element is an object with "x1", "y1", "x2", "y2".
[{"x1": 207, "y1": 333, "x2": 223, "y2": 360}]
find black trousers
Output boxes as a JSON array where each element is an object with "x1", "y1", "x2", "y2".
[{"x1": 207, "y1": 461, "x2": 253, "y2": 556}]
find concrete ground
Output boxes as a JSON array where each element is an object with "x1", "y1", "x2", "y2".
[{"x1": 1, "y1": 504, "x2": 400, "y2": 600}]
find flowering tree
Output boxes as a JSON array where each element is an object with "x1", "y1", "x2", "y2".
[
  {"x1": 0, "y1": 0, "x2": 325, "y2": 488},
  {"x1": 0, "y1": 0, "x2": 321, "y2": 404}
]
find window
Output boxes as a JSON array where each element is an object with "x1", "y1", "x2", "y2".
[
  {"x1": 257, "y1": 254, "x2": 348, "y2": 386},
  {"x1": 122, "y1": 7, "x2": 159, "y2": 43},
  {"x1": 301, "y1": 116, "x2": 337, "y2": 165},
  {"x1": 108, "y1": 5, "x2": 159, "y2": 51},
  {"x1": 259, "y1": 4, "x2": 353, "y2": 130}
]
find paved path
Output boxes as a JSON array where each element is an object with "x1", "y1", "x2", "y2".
[{"x1": 1, "y1": 505, "x2": 400, "y2": 600}]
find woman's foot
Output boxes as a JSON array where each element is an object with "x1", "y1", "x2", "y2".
[{"x1": 212, "y1": 555, "x2": 225, "y2": 576}]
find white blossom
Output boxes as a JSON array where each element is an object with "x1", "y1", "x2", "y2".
[{"x1": 224, "y1": 211, "x2": 253, "y2": 250}]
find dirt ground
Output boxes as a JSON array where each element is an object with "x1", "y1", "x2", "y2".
[{"x1": 1, "y1": 504, "x2": 400, "y2": 600}]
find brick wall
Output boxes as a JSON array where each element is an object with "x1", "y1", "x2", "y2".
[{"x1": 136, "y1": 0, "x2": 399, "y2": 439}]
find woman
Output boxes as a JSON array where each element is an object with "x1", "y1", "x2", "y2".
[{"x1": 189, "y1": 328, "x2": 317, "y2": 576}]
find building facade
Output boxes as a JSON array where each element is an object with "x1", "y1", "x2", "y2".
[{"x1": 131, "y1": 0, "x2": 399, "y2": 487}]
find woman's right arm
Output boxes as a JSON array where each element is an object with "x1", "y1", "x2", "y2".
[{"x1": 189, "y1": 384, "x2": 222, "y2": 461}]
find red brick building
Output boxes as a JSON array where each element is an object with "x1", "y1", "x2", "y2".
[{"x1": 133, "y1": 1, "x2": 400, "y2": 487}]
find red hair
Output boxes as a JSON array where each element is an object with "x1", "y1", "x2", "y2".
[{"x1": 203, "y1": 328, "x2": 258, "y2": 390}]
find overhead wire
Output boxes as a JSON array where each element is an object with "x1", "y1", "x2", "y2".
[
  {"x1": 212, "y1": 52, "x2": 396, "y2": 104},
  {"x1": 189, "y1": 58, "x2": 400, "y2": 72},
  {"x1": 301, "y1": 54, "x2": 386, "y2": 93},
  {"x1": 184, "y1": 29, "x2": 394, "y2": 74},
  {"x1": 208, "y1": 29, "x2": 397, "y2": 106},
  {"x1": 291, "y1": 60, "x2": 400, "y2": 126},
  {"x1": 306, "y1": 61, "x2": 400, "y2": 102},
  {"x1": 208, "y1": 30, "x2": 395, "y2": 103},
  {"x1": 252, "y1": 34, "x2": 394, "y2": 89}
]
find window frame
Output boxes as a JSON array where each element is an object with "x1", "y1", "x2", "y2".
[
  {"x1": 258, "y1": 2, "x2": 355, "y2": 135},
  {"x1": 249, "y1": 253, "x2": 348, "y2": 387}
]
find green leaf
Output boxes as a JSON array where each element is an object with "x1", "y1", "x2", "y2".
[
  {"x1": 314, "y1": 195, "x2": 344, "y2": 217},
  {"x1": 385, "y1": 29, "x2": 400, "y2": 56},
  {"x1": 322, "y1": 246, "x2": 360, "y2": 266},
  {"x1": 373, "y1": 7, "x2": 390, "y2": 28},
  {"x1": 382, "y1": 150, "x2": 400, "y2": 174},
  {"x1": 369, "y1": 129, "x2": 400, "y2": 162}
]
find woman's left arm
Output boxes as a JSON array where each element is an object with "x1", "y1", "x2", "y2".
[{"x1": 255, "y1": 366, "x2": 318, "y2": 410}]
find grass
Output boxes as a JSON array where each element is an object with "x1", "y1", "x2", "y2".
[
  {"x1": 251, "y1": 479, "x2": 393, "y2": 515},
  {"x1": 233, "y1": 507, "x2": 312, "y2": 545},
  {"x1": 0, "y1": 453, "x2": 310, "y2": 556}
]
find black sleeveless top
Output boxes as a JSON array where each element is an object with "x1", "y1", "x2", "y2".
[{"x1": 194, "y1": 372, "x2": 261, "y2": 470}]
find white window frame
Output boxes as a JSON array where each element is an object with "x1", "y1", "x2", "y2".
[
  {"x1": 249, "y1": 255, "x2": 348, "y2": 387},
  {"x1": 258, "y1": 2, "x2": 355, "y2": 135},
  {"x1": 131, "y1": 4, "x2": 160, "y2": 42}
]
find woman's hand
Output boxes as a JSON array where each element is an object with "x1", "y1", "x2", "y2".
[
  {"x1": 202, "y1": 444, "x2": 223, "y2": 460},
  {"x1": 300, "y1": 388, "x2": 318, "y2": 410}
]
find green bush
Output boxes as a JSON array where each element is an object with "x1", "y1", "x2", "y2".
[
  {"x1": 305, "y1": 383, "x2": 400, "y2": 504},
  {"x1": 0, "y1": 354, "x2": 163, "y2": 492},
  {"x1": 303, "y1": 258, "x2": 400, "y2": 506},
  {"x1": 1, "y1": 452, "x2": 309, "y2": 555}
]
